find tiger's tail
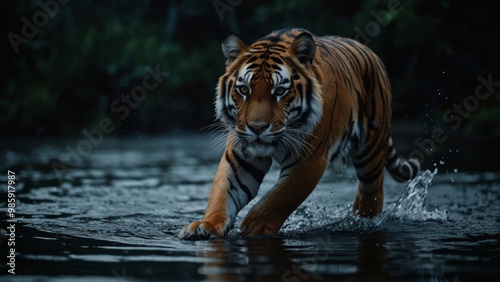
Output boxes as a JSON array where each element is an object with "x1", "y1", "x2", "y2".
[{"x1": 384, "y1": 137, "x2": 420, "y2": 182}]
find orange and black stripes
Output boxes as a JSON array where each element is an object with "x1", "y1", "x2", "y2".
[{"x1": 180, "y1": 28, "x2": 420, "y2": 240}]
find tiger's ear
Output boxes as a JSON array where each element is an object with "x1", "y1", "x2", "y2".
[
  {"x1": 290, "y1": 32, "x2": 316, "y2": 64},
  {"x1": 222, "y1": 33, "x2": 247, "y2": 66}
]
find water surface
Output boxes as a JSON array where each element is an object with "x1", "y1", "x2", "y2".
[{"x1": 1, "y1": 135, "x2": 499, "y2": 281}]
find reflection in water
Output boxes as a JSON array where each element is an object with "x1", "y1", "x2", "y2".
[
  {"x1": 2, "y1": 135, "x2": 500, "y2": 281},
  {"x1": 191, "y1": 171, "x2": 465, "y2": 281},
  {"x1": 353, "y1": 232, "x2": 388, "y2": 282},
  {"x1": 195, "y1": 233, "x2": 391, "y2": 281},
  {"x1": 198, "y1": 239, "x2": 317, "y2": 281}
]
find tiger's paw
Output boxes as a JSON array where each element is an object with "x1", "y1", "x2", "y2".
[
  {"x1": 178, "y1": 220, "x2": 225, "y2": 240},
  {"x1": 240, "y1": 211, "x2": 284, "y2": 236}
]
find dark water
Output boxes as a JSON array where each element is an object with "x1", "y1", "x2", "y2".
[{"x1": 1, "y1": 135, "x2": 499, "y2": 282}]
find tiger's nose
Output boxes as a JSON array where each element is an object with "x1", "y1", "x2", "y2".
[{"x1": 247, "y1": 122, "x2": 270, "y2": 135}]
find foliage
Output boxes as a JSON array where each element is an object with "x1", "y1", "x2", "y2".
[{"x1": 2, "y1": 0, "x2": 498, "y2": 136}]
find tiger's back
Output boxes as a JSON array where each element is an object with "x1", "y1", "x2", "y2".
[{"x1": 179, "y1": 28, "x2": 419, "y2": 240}]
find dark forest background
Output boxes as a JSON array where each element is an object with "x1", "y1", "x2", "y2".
[{"x1": 2, "y1": 0, "x2": 499, "y2": 157}]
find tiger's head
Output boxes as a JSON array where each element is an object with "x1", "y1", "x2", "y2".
[{"x1": 215, "y1": 30, "x2": 323, "y2": 157}]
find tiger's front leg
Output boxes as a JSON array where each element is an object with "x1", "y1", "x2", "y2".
[
  {"x1": 179, "y1": 143, "x2": 272, "y2": 240},
  {"x1": 241, "y1": 155, "x2": 328, "y2": 236}
]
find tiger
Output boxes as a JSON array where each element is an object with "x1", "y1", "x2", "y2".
[{"x1": 179, "y1": 28, "x2": 420, "y2": 240}]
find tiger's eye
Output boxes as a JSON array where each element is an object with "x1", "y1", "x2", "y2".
[
  {"x1": 238, "y1": 86, "x2": 249, "y2": 95},
  {"x1": 275, "y1": 87, "x2": 286, "y2": 96}
]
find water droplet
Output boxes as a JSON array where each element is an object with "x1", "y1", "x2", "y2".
[
  {"x1": 433, "y1": 163, "x2": 437, "y2": 167},
  {"x1": 439, "y1": 160, "x2": 445, "y2": 165},
  {"x1": 454, "y1": 168, "x2": 458, "y2": 173}
]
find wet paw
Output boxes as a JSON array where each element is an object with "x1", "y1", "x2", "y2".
[
  {"x1": 352, "y1": 188, "x2": 383, "y2": 218},
  {"x1": 178, "y1": 221, "x2": 223, "y2": 240},
  {"x1": 240, "y1": 212, "x2": 283, "y2": 236}
]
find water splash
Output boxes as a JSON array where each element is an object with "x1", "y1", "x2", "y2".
[
  {"x1": 335, "y1": 215, "x2": 380, "y2": 232},
  {"x1": 375, "y1": 169, "x2": 447, "y2": 225},
  {"x1": 283, "y1": 170, "x2": 448, "y2": 235}
]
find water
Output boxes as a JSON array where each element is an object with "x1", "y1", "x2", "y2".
[{"x1": 1, "y1": 135, "x2": 499, "y2": 281}]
